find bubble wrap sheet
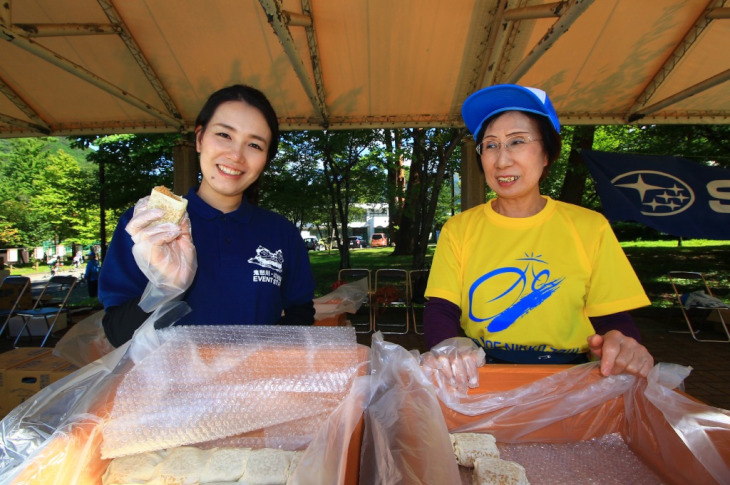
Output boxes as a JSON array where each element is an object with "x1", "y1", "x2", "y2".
[
  {"x1": 101, "y1": 325, "x2": 364, "y2": 459},
  {"x1": 497, "y1": 433, "x2": 664, "y2": 485}
]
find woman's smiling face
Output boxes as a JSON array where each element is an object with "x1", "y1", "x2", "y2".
[
  {"x1": 195, "y1": 100, "x2": 271, "y2": 212},
  {"x1": 480, "y1": 111, "x2": 548, "y2": 204}
]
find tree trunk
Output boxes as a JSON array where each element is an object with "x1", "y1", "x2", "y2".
[
  {"x1": 558, "y1": 125, "x2": 595, "y2": 205},
  {"x1": 412, "y1": 130, "x2": 462, "y2": 269},
  {"x1": 393, "y1": 129, "x2": 422, "y2": 255},
  {"x1": 386, "y1": 130, "x2": 404, "y2": 246},
  {"x1": 325, "y1": 165, "x2": 351, "y2": 270}
]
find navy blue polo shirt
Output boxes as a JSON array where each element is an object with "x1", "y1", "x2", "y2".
[{"x1": 99, "y1": 188, "x2": 315, "y2": 326}]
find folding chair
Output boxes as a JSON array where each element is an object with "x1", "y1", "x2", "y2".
[
  {"x1": 408, "y1": 269, "x2": 429, "y2": 335},
  {"x1": 0, "y1": 276, "x2": 32, "y2": 339},
  {"x1": 338, "y1": 268, "x2": 373, "y2": 333},
  {"x1": 13, "y1": 275, "x2": 78, "y2": 347},
  {"x1": 373, "y1": 269, "x2": 410, "y2": 334},
  {"x1": 667, "y1": 271, "x2": 729, "y2": 343}
]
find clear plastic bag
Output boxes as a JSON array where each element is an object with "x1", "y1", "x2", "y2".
[
  {"x1": 359, "y1": 335, "x2": 461, "y2": 484},
  {"x1": 289, "y1": 375, "x2": 371, "y2": 485},
  {"x1": 313, "y1": 278, "x2": 368, "y2": 321},
  {"x1": 4, "y1": 324, "x2": 729, "y2": 485},
  {"x1": 0, "y1": 302, "x2": 369, "y2": 485},
  {"x1": 362, "y1": 333, "x2": 730, "y2": 485},
  {"x1": 52, "y1": 310, "x2": 114, "y2": 368}
]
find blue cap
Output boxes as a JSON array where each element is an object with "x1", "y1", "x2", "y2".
[{"x1": 461, "y1": 84, "x2": 561, "y2": 137}]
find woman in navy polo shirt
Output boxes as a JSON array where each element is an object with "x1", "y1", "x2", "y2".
[{"x1": 99, "y1": 85, "x2": 315, "y2": 347}]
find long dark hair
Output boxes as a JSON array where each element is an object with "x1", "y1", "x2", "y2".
[
  {"x1": 195, "y1": 84, "x2": 280, "y2": 164},
  {"x1": 476, "y1": 111, "x2": 562, "y2": 181}
]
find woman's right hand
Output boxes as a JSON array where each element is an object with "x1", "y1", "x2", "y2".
[
  {"x1": 420, "y1": 337, "x2": 485, "y2": 396},
  {"x1": 126, "y1": 196, "x2": 197, "y2": 308}
]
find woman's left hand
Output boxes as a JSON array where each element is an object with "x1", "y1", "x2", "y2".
[{"x1": 587, "y1": 330, "x2": 654, "y2": 377}]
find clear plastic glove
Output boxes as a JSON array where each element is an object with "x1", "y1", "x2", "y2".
[
  {"x1": 420, "y1": 337, "x2": 485, "y2": 396},
  {"x1": 126, "y1": 195, "x2": 197, "y2": 312}
]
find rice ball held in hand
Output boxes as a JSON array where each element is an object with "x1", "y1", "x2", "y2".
[
  {"x1": 99, "y1": 85, "x2": 316, "y2": 348},
  {"x1": 147, "y1": 186, "x2": 188, "y2": 225}
]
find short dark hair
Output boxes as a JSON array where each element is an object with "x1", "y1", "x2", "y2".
[
  {"x1": 195, "y1": 84, "x2": 280, "y2": 163},
  {"x1": 475, "y1": 111, "x2": 562, "y2": 181}
]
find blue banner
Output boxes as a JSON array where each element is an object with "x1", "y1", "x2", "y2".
[{"x1": 581, "y1": 150, "x2": 730, "y2": 240}]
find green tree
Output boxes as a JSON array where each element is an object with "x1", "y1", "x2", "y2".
[
  {"x1": 31, "y1": 150, "x2": 87, "y2": 243},
  {"x1": 368, "y1": 129, "x2": 407, "y2": 244},
  {"x1": 77, "y1": 133, "x2": 179, "y2": 255},
  {"x1": 322, "y1": 130, "x2": 381, "y2": 268},
  {"x1": 597, "y1": 124, "x2": 730, "y2": 167},
  {"x1": 262, "y1": 131, "x2": 331, "y2": 234},
  {"x1": 278, "y1": 130, "x2": 381, "y2": 268},
  {"x1": 432, "y1": 168, "x2": 459, "y2": 231},
  {"x1": 80, "y1": 134, "x2": 178, "y2": 216},
  {"x1": 0, "y1": 137, "x2": 96, "y2": 247},
  {"x1": 393, "y1": 128, "x2": 464, "y2": 270},
  {"x1": 0, "y1": 218, "x2": 21, "y2": 247}
]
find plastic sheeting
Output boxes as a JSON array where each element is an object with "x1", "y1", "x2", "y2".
[
  {"x1": 313, "y1": 278, "x2": 368, "y2": 322},
  {"x1": 360, "y1": 334, "x2": 730, "y2": 485},
  {"x1": 52, "y1": 310, "x2": 113, "y2": 368},
  {"x1": 0, "y1": 303, "x2": 369, "y2": 485},
  {"x1": 2, "y1": 323, "x2": 730, "y2": 484},
  {"x1": 103, "y1": 325, "x2": 363, "y2": 457}
]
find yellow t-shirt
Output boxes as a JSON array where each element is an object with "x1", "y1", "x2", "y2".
[{"x1": 425, "y1": 197, "x2": 650, "y2": 354}]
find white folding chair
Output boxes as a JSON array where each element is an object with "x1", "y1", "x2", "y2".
[
  {"x1": 14, "y1": 275, "x2": 78, "y2": 347},
  {"x1": 338, "y1": 268, "x2": 373, "y2": 333},
  {"x1": 373, "y1": 269, "x2": 410, "y2": 334},
  {"x1": 668, "y1": 271, "x2": 729, "y2": 343}
]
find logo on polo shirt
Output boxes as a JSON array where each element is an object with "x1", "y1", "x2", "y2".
[
  {"x1": 248, "y1": 245, "x2": 283, "y2": 272},
  {"x1": 248, "y1": 245, "x2": 283, "y2": 287}
]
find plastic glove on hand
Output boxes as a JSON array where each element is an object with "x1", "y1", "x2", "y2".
[
  {"x1": 126, "y1": 196, "x2": 197, "y2": 311},
  {"x1": 421, "y1": 337, "x2": 486, "y2": 396}
]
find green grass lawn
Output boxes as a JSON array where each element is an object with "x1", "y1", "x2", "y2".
[
  {"x1": 3, "y1": 264, "x2": 50, "y2": 276},
  {"x1": 4, "y1": 262, "x2": 87, "y2": 277},
  {"x1": 621, "y1": 241, "x2": 730, "y2": 309}
]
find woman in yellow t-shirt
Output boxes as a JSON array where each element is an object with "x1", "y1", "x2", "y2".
[{"x1": 423, "y1": 84, "x2": 653, "y2": 389}]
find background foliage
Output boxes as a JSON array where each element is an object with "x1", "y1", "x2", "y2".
[{"x1": 0, "y1": 124, "x2": 728, "y2": 267}]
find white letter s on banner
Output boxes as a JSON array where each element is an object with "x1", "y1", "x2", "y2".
[{"x1": 708, "y1": 180, "x2": 730, "y2": 213}]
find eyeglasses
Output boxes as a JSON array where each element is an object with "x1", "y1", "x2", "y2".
[{"x1": 476, "y1": 135, "x2": 542, "y2": 157}]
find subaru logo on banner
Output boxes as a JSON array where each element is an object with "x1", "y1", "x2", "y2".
[{"x1": 581, "y1": 150, "x2": 730, "y2": 239}]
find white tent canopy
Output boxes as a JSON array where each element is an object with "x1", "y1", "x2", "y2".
[{"x1": 2, "y1": 0, "x2": 730, "y2": 139}]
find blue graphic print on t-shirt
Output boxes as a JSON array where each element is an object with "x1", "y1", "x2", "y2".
[{"x1": 468, "y1": 253, "x2": 564, "y2": 332}]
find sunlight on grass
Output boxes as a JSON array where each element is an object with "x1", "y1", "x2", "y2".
[
  {"x1": 621, "y1": 242, "x2": 730, "y2": 309},
  {"x1": 621, "y1": 239, "x2": 730, "y2": 248}
]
